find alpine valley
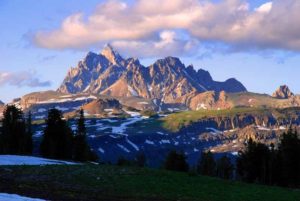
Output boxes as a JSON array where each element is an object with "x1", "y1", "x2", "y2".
[{"x1": 3, "y1": 45, "x2": 300, "y2": 166}]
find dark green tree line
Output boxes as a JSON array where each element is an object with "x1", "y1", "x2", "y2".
[
  {"x1": 0, "y1": 105, "x2": 32, "y2": 155},
  {"x1": 237, "y1": 128, "x2": 300, "y2": 187},
  {"x1": 164, "y1": 150, "x2": 189, "y2": 172},
  {"x1": 40, "y1": 108, "x2": 97, "y2": 162}
]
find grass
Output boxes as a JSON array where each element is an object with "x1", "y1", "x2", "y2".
[
  {"x1": 161, "y1": 107, "x2": 300, "y2": 132},
  {"x1": 161, "y1": 107, "x2": 267, "y2": 132},
  {"x1": 0, "y1": 165, "x2": 300, "y2": 201}
]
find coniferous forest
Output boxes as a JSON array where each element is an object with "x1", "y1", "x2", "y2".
[{"x1": 1, "y1": 105, "x2": 300, "y2": 190}]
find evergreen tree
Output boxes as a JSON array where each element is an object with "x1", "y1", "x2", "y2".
[
  {"x1": 216, "y1": 155, "x2": 233, "y2": 180},
  {"x1": 25, "y1": 111, "x2": 33, "y2": 154},
  {"x1": 164, "y1": 150, "x2": 189, "y2": 172},
  {"x1": 277, "y1": 128, "x2": 300, "y2": 187},
  {"x1": 197, "y1": 151, "x2": 216, "y2": 176},
  {"x1": 0, "y1": 105, "x2": 32, "y2": 155},
  {"x1": 73, "y1": 109, "x2": 97, "y2": 162},
  {"x1": 237, "y1": 138, "x2": 271, "y2": 184},
  {"x1": 135, "y1": 152, "x2": 146, "y2": 167},
  {"x1": 40, "y1": 109, "x2": 73, "y2": 160}
]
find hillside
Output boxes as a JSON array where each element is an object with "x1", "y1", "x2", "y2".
[
  {"x1": 1, "y1": 165, "x2": 300, "y2": 201},
  {"x1": 162, "y1": 107, "x2": 300, "y2": 132}
]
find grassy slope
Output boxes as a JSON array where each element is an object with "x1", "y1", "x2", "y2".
[
  {"x1": 162, "y1": 107, "x2": 300, "y2": 132},
  {"x1": 0, "y1": 165, "x2": 300, "y2": 201},
  {"x1": 162, "y1": 107, "x2": 267, "y2": 132}
]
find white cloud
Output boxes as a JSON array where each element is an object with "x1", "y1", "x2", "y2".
[
  {"x1": 111, "y1": 30, "x2": 199, "y2": 58},
  {"x1": 0, "y1": 71, "x2": 51, "y2": 88},
  {"x1": 33, "y1": 0, "x2": 300, "y2": 55},
  {"x1": 255, "y1": 2, "x2": 273, "y2": 13}
]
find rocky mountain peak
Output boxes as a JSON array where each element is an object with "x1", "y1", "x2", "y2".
[
  {"x1": 100, "y1": 44, "x2": 124, "y2": 65},
  {"x1": 0, "y1": 100, "x2": 4, "y2": 105},
  {"x1": 272, "y1": 85, "x2": 294, "y2": 99},
  {"x1": 160, "y1": 57, "x2": 184, "y2": 68},
  {"x1": 58, "y1": 46, "x2": 247, "y2": 107}
]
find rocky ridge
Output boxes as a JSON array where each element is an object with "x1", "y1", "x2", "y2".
[
  {"x1": 57, "y1": 45, "x2": 247, "y2": 108},
  {"x1": 272, "y1": 85, "x2": 294, "y2": 99}
]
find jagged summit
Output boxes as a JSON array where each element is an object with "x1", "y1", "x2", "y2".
[
  {"x1": 100, "y1": 44, "x2": 124, "y2": 65},
  {"x1": 57, "y1": 45, "x2": 247, "y2": 106},
  {"x1": 0, "y1": 100, "x2": 4, "y2": 105},
  {"x1": 272, "y1": 85, "x2": 294, "y2": 99}
]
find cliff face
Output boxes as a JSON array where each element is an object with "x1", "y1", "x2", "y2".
[{"x1": 173, "y1": 109, "x2": 300, "y2": 134}]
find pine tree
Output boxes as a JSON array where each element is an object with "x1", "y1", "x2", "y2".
[
  {"x1": 216, "y1": 155, "x2": 233, "y2": 179},
  {"x1": 40, "y1": 109, "x2": 73, "y2": 160},
  {"x1": 197, "y1": 151, "x2": 216, "y2": 176},
  {"x1": 164, "y1": 150, "x2": 189, "y2": 172},
  {"x1": 0, "y1": 105, "x2": 32, "y2": 155},
  {"x1": 277, "y1": 128, "x2": 300, "y2": 187},
  {"x1": 236, "y1": 138, "x2": 271, "y2": 184},
  {"x1": 73, "y1": 109, "x2": 97, "y2": 162},
  {"x1": 25, "y1": 111, "x2": 33, "y2": 154},
  {"x1": 135, "y1": 152, "x2": 146, "y2": 167}
]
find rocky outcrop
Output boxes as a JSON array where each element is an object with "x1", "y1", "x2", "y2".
[
  {"x1": 188, "y1": 91, "x2": 233, "y2": 110},
  {"x1": 82, "y1": 97, "x2": 124, "y2": 117},
  {"x1": 16, "y1": 91, "x2": 66, "y2": 109},
  {"x1": 57, "y1": 45, "x2": 247, "y2": 108},
  {"x1": 272, "y1": 85, "x2": 294, "y2": 99}
]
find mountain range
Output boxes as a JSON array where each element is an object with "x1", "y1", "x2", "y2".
[
  {"x1": 2, "y1": 45, "x2": 300, "y2": 165},
  {"x1": 58, "y1": 45, "x2": 246, "y2": 106},
  {"x1": 3, "y1": 45, "x2": 300, "y2": 119}
]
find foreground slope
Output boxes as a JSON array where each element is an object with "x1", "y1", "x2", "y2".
[{"x1": 0, "y1": 165, "x2": 299, "y2": 201}]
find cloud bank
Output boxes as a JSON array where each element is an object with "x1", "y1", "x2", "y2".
[
  {"x1": 0, "y1": 71, "x2": 51, "y2": 88},
  {"x1": 33, "y1": 0, "x2": 300, "y2": 57}
]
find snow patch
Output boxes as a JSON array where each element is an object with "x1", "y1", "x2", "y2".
[
  {"x1": 257, "y1": 126, "x2": 271, "y2": 131},
  {"x1": 156, "y1": 131, "x2": 166, "y2": 136},
  {"x1": 145, "y1": 140, "x2": 155, "y2": 145},
  {"x1": 147, "y1": 84, "x2": 153, "y2": 92},
  {"x1": 196, "y1": 103, "x2": 207, "y2": 110},
  {"x1": 55, "y1": 106, "x2": 70, "y2": 111},
  {"x1": 126, "y1": 138, "x2": 139, "y2": 151},
  {"x1": 37, "y1": 108, "x2": 47, "y2": 113},
  {"x1": 206, "y1": 127, "x2": 223, "y2": 135},
  {"x1": 98, "y1": 147, "x2": 105, "y2": 153},
  {"x1": 0, "y1": 193, "x2": 45, "y2": 201},
  {"x1": 128, "y1": 85, "x2": 138, "y2": 96},
  {"x1": 117, "y1": 144, "x2": 130, "y2": 153},
  {"x1": 160, "y1": 140, "x2": 171, "y2": 144},
  {"x1": 0, "y1": 155, "x2": 77, "y2": 165}
]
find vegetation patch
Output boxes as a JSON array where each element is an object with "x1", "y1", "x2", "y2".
[
  {"x1": 161, "y1": 107, "x2": 300, "y2": 132},
  {"x1": 1, "y1": 165, "x2": 300, "y2": 201}
]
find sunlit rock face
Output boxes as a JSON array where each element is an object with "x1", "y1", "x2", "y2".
[
  {"x1": 272, "y1": 85, "x2": 294, "y2": 99},
  {"x1": 57, "y1": 45, "x2": 247, "y2": 108}
]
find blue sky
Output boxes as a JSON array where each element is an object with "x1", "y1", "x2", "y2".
[{"x1": 0, "y1": 0, "x2": 300, "y2": 102}]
